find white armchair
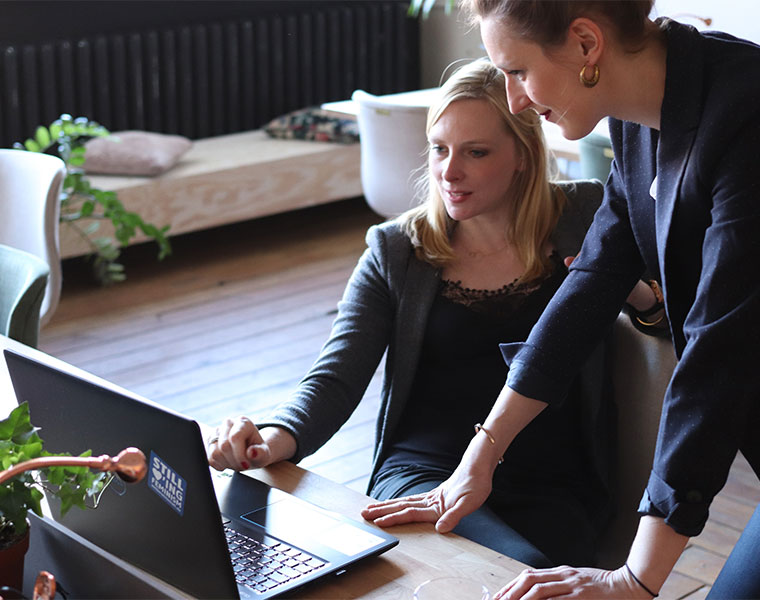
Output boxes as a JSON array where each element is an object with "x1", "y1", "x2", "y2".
[
  {"x1": 0, "y1": 149, "x2": 66, "y2": 327},
  {"x1": 351, "y1": 90, "x2": 429, "y2": 218}
]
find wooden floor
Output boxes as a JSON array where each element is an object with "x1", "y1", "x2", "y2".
[
  {"x1": 40, "y1": 199, "x2": 385, "y2": 494},
  {"x1": 39, "y1": 199, "x2": 758, "y2": 599}
]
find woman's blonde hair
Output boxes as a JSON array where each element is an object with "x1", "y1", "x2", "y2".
[{"x1": 399, "y1": 58, "x2": 563, "y2": 283}]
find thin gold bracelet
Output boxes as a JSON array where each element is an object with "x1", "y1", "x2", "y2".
[
  {"x1": 474, "y1": 423, "x2": 504, "y2": 464},
  {"x1": 636, "y1": 312, "x2": 665, "y2": 327}
]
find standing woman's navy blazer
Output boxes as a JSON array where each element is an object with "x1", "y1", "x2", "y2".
[{"x1": 502, "y1": 19, "x2": 760, "y2": 537}]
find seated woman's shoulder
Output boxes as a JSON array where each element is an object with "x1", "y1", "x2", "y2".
[{"x1": 366, "y1": 219, "x2": 409, "y2": 246}]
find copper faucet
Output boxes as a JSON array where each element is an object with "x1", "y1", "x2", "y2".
[{"x1": 0, "y1": 447, "x2": 147, "y2": 486}]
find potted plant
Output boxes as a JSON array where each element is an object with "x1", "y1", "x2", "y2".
[
  {"x1": 409, "y1": 0, "x2": 485, "y2": 89},
  {"x1": 14, "y1": 114, "x2": 172, "y2": 285},
  {"x1": 408, "y1": 0, "x2": 456, "y2": 18},
  {"x1": 0, "y1": 402, "x2": 109, "y2": 590}
]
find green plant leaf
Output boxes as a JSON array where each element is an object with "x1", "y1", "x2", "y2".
[
  {"x1": 0, "y1": 403, "x2": 38, "y2": 444},
  {"x1": 120, "y1": 213, "x2": 141, "y2": 228},
  {"x1": 62, "y1": 120, "x2": 76, "y2": 135},
  {"x1": 70, "y1": 146, "x2": 87, "y2": 167},
  {"x1": 23, "y1": 138, "x2": 41, "y2": 153},
  {"x1": 49, "y1": 122, "x2": 63, "y2": 140},
  {"x1": 34, "y1": 126, "x2": 51, "y2": 148},
  {"x1": 79, "y1": 200, "x2": 95, "y2": 217},
  {"x1": 1, "y1": 402, "x2": 111, "y2": 541},
  {"x1": 0, "y1": 405, "x2": 23, "y2": 440},
  {"x1": 83, "y1": 222, "x2": 100, "y2": 235},
  {"x1": 407, "y1": 0, "x2": 455, "y2": 18}
]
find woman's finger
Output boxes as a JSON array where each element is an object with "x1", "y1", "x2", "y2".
[
  {"x1": 364, "y1": 492, "x2": 431, "y2": 508},
  {"x1": 363, "y1": 490, "x2": 437, "y2": 511},
  {"x1": 368, "y1": 505, "x2": 442, "y2": 527},
  {"x1": 495, "y1": 567, "x2": 567, "y2": 600},
  {"x1": 211, "y1": 416, "x2": 258, "y2": 470},
  {"x1": 206, "y1": 419, "x2": 233, "y2": 468},
  {"x1": 362, "y1": 499, "x2": 435, "y2": 519}
]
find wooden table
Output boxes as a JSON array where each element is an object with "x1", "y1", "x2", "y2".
[{"x1": 1, "y1": 335, "x2": 528, "y2": 598}]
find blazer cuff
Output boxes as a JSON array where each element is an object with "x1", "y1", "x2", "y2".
[
  {"x1": 638, "y1": 470, "x2": 710, "y2": 537},
  {"x1": 500, "y1": 342, "x2": 573, "y2": 404}
]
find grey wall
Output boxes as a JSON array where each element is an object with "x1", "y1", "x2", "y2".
[{"x1": 420, "y1": 1, "x2": 759, "y2": 89}]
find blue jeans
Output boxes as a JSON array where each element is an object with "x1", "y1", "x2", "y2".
[
  {"x1": 707, "y1": 502, "x2": 760, "y2": 598},
  {"x1": 369, "y1": 464, "x2": 598, "y2": 568}
]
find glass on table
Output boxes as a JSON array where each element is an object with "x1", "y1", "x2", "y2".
[{"x1": 413, "y1": 576, "x2": 491, "y2": 600}]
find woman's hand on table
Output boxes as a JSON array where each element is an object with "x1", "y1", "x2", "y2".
[
  {"x1": 494, "y1": 565, "x2": 653, "y2": 600},
  {"x1": 361, "y1": 463, "x2": 492, "y2": 533},
  {"x1": 206, "y1": 416, "x2": 296, "y2": 471}
]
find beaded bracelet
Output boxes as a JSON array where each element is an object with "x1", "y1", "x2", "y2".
[
  {"x1": 625, "y1": 563, "x2": 659, "y2": 598},
  {"x1": 474, "y1": 423, "x2": 504, "y2": 464}
]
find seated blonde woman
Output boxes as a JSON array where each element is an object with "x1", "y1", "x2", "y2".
[{"x1": 207, "y1": 59, "x2": 662, "y2": 567}]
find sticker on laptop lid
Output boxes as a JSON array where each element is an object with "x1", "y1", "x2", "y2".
[{"x1": 148, "y1": 451, "x2": 187, "y2": 516}]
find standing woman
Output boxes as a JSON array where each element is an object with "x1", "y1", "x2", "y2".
[{"x1": 364, "y1": 1, "x2": 760, "y2": 598}]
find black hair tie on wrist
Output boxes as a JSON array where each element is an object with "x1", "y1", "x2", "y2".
[
  {"x1": 625, "y1": 300, "x2": 668, "y2": 337},
  {"x1": 634, "y1": 303, "x2": 665, "y2": 325},
  {"x1": 625, "y1": 563, "x2": 659, "y2": 598}
]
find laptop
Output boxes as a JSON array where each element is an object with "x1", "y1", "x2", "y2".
[{"x1": 4, "y1": 349, "x2": 398, "y2": 599}]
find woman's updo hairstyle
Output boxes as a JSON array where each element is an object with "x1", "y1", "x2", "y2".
[{"x1": 462, "y1": 0, "x2": 655, "y2": 50}]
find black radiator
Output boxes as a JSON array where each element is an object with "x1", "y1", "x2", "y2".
[{"x1": 0, "y1": 1, "x2": 419, "y2": 147}]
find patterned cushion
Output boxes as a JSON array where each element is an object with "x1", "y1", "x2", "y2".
[{"x1": 264, "y1": 107, "x2": 359, "y2": 144}]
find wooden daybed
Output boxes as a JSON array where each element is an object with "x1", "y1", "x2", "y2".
[{"x1": 59, "y1": 130, "x2": 362, "y2": 259}]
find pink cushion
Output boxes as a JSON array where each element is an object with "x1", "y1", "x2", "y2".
[{"x1": 84, "y1": 131, "x2": 192, "y2": 176}]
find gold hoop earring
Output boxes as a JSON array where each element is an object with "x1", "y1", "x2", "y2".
[{"x1": 579, "y1": 64, "x2": 600, "y2": 88}]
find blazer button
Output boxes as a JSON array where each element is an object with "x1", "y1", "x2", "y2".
[{"x1": 686, "y1": 490, "x2": 703, "y2": 503}]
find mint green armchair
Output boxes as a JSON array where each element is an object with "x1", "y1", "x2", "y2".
[
  {"x1": 0, "y1": 244, "x2": 50, "y2": 348},
  {"x1": 0, "y1": 149, "x2": 66, "y2": 327}
]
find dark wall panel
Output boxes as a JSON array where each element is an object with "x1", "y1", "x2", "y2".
[{"x1": 0, "y1": 0, "x2": 420, "y2": 147}]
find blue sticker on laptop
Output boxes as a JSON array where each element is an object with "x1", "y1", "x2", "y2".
[{"x1": 148, "y1": 451, "x2": 187, "y2": 516}]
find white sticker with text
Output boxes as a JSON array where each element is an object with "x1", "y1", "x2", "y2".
[{"x1": 148, "y1": 451, "x2": 187, "y2": 516}]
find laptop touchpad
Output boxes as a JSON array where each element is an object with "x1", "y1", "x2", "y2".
[{"x1": 241, "y1": 499, "x2": 385, "y2": 557}]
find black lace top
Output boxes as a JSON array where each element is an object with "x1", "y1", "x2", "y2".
[
  {"x1": 380, "y1": 252, "x2": 590, "y2": 493},
  {"x1": 439, "y1": 267, "x2": 547, "y2": 319}
]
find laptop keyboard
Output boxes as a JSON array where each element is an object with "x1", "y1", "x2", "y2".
[{"x1": 225, "y1": 525, "x2": 327, "y2": 594}]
